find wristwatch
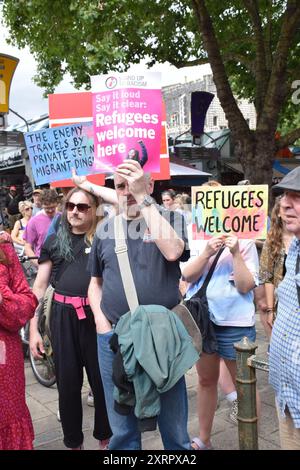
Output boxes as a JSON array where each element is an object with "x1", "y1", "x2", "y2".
[{"x1": 138, "y1": 195, "x2": 155, "y2": 210}]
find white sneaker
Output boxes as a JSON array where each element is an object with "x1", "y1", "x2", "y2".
[{"x1": 87, "y1": 391, "x2": 94, "y2": 407}]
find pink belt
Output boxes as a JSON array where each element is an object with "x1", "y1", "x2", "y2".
[{"x1": 54, "y1": 293, "x2": 89, "y2": 320}]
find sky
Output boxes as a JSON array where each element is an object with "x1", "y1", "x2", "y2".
[{"x1": 0, "y1": 9, "x2": 211, "y2": 126}]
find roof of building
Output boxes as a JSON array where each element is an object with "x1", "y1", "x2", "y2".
[
  {"x1": 175, "y1": 128, "x2": 230, "y2": 151},
  {"x1": 5, "y1": 114, "x2": 49, "y2": 133}
]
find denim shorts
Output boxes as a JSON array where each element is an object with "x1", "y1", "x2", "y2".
[{"x1": 213, "y1": 324, "x2": 256, "y2": 360}]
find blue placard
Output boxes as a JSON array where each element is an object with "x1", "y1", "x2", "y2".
[{"x1": 24, "y1": 122, "x2": 97, "y2": 185}]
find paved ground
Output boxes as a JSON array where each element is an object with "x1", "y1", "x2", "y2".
[{"x1": 25, "y1": 314, "x2": 280, "y2": 450}]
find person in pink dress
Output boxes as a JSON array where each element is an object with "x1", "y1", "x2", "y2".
[{"x1": 0, "y1": 234, "x2": 38, "y2": 450}]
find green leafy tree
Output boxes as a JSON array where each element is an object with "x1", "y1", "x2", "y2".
[{"x1": 3, "y1": 0, "x2": 300, "y2": 183}]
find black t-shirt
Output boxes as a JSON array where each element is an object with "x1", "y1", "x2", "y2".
[
  {"x1": 39, "y1": 232, "x2": 91, "y2": 297},
  {"x1": 88, "y1": 210, "x2": 189, "y2": 325}
]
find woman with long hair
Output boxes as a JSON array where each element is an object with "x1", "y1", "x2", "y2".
[
  {"x1": 11, "y1": 200, "x2": 33, "y2": 248},
  {"x1": 29, "y1": 188, "x2": 112, "y2": 450},
  {"x1": 259, "y1": 196, "x2": 294, "y2": 340},
  {"x1": 182, "y1": 233, "x2": 258, "y2": 449},
  {"x1": 0, "y1": 233, "x2": 37, "y2": 449}
]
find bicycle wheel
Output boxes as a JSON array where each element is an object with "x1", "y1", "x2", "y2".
[{"x1": 29, "y1": 350, "x2": 56, "y2": 387}]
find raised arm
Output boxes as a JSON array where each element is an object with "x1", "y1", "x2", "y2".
[
  {"x1": 138, "y1": 140, "x2": 148, "y2": 168},
  {"x1": 71, "y1": 168, "x2": 118, "y2": 206},
  {"x1": 182, "y1": 236, "x2": 224, "y2": 283},
  {"x1": 141, "y1": 204, "x2": 184, "y2": 261},
  {"x1": 224, "y1": 236, "x2": 256, "y2": 294},
  {"x1": 116, "y1": 160, "x2": 184, "y2": 261}
]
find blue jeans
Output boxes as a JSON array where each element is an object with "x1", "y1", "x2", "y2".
[{"x1": 97, "y1": 331, "x2": 191, "y2": 450}]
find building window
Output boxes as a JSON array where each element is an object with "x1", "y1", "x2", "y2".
[
  {"x1": 170, "y1": 112, "x2": 179, "y2": 127},
  {"x1": 213, "y1": 116, "x2": 218, "y2": 126},
  {"x1": 179, "y1": 94, "x2": 188, "y2": 126}
]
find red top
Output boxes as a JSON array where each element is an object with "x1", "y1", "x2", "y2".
[{"x1": 0, "y1": 242, "x2": 38, "y2": 450}]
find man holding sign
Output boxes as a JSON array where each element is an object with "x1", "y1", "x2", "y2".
[
  {"x1": 182, "y1": 184, "x2": 260, "y2": 450},
  {"x1": 88, "y1": 160, "x2": 193, "y2": 450}
]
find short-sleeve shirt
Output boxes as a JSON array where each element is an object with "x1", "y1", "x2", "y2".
[
  {"x1": 39, "y1": 232, "x2": 91, "y2": 297},
  {"x1": 23, "y1": 211, "x2": 54, "y2": 257},
  {"x1": 89, "y1": 210, "x2": 189, "y2": 325},
  {"x1": 269, "y1": 238, "x2": 300, "y2": 427},
  {"x1": 185, "y1": 237, "x2": 259, "y2": 327}
]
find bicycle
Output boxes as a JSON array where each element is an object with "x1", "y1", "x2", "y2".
[
  {"x1": 18, "y1": 252, "x2": 56, "y2": 388},
  {"x1": 18, "y1": 252, "x2": 38, "y2": 288},
  {"x1": 17, "y1": 250, "x2": 37, "y2": 357}
]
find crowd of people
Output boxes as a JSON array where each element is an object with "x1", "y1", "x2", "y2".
[{"x1": 1, "y1": 164, "x2": 300, "y2": 451}]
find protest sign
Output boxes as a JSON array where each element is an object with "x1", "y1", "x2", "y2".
[
  {"x1": 191, "y1": 185, "x2": 268, "y2": 240},
  {"x1": 91, "y1": 71, "x2": 162, "y2": 172},
  {"x1": 48, "y1": 91, "x2": 105, "y2": 187},
  {"x1": 24, "y1": 122, "x2": 96, "y2": 185}
]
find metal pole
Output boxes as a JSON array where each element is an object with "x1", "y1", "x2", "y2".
[
  {"x1": 234, "y1": 336, "x2": 258, "y2": 450},
  {"x1": 9, "y1": 107, "x2": 29, "y2": 132}
]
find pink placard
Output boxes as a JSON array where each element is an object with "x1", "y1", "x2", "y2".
[{"x1": 91, "y1": 72, "x2": 162, "y2": 173}]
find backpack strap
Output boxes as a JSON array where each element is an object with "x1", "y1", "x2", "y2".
[
  {"x1": 114, "y1": 215, "x2": 139, "y2": 314},
  {"x1": 193, "y1": 246, "x2": 225, "y2": 298}
]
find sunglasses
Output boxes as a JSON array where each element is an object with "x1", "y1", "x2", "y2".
[
  {"x1": 65, "y1": 202, "x2": 91, "y2": 213},
  {"x1": 25, "y1": 207, "x2": 32, "y2": 211}
]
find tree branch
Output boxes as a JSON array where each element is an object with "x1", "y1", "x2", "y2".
[
  {"x1": 277, "y1": 128, "x2": 300, "y2": 148},
  {"x1": 174, "y1": 53, "x2": 255, "y2": 72},
  {"x1": 264, "y1": 0, "x2": 273, "y2": 72},
  {"x1": 242, "y1": 0, "x2": 269, "y2": 118},
  {"x1": 171, "y1": 57, "x2": 210, "y2": 68},
  {"x1": 191, "y1": 0, "x2": 251, "y2": 139}
]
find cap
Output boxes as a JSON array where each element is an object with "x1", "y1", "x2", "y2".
[
  {"x1": 10, "y1": 185, "x2": 17, "y2": 191},
  {"x1": 272, "y1": 166, "x2": 300, "y2": 193},
  {"x1": 32, "y1": 189, "x2": 42, "y2": 195}
]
